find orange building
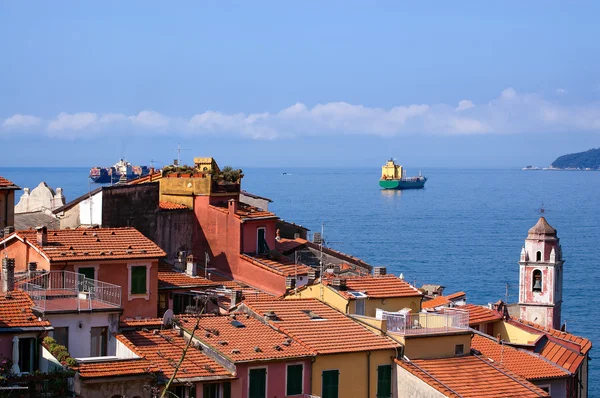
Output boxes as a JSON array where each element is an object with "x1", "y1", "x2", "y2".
[{"x1": 0, "y1": 176, "x2": 20, "y2": 231}]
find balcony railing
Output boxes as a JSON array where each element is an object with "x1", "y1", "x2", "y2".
[
  {"x1": 17, "y1": 270, "x2": 121, "y2": 312},
  {"x1": 379, "y1": 310, "x2": 469, "y2": 336}
]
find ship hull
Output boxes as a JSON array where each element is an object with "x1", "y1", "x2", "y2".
[
  {"x1": 379, "y1": 178, "x2": 427, "y2": 190},
  {"x1": 90, "y1": 174, "x2": 112, "y2": 183}
]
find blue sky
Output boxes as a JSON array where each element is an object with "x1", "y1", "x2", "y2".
[{"x1": 1, "y1": 1, "x2": 599, "y2": 168}]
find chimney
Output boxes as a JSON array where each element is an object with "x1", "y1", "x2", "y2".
[
  {"x1": 3, "y1": 226, "x2": 15, "y2": 236},
  {"x1": 186, "y1": 255, "x2": 197, "y2": 277},
  {"x1": 339, "y1": 278, "x2": 347, "y2": 291},
  {"x1": 2, "y1": 258, "x2": 15, "y2": 293},
  {"x1": 285, "y1": 276, "x2": 296, "y2": 290},
  {"x1": 27, "y1": 262, "x2": 37, "y2": 277},
  {"x1": 228, "y1": 199, "x2": 238, "y2": 216},
  {"x1": 333, "y1": 264, "x2": 341, "y2": 275},
  {"x1": 36, "y1": 226, "x2": 48, "y2": 247},
  {"x1": 331, "y1": 278, "x2": 341, "y2": 289},
  {"x1": 264, "y1": 311, "x2": 278, "y2": 322},
  {"x1": 230, "y1": 290, "x2": 242, "y2": 307},
  {"x1": 307, "y1": 269, "x2": 316, "y2": 283},
  {"x1": 294, "y1": 232, "x2": 300, "y2": 239},
  {"x1": 374, "y1": 267, "x2": 387, "y2": 277}
]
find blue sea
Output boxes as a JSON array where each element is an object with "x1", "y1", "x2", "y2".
[{"x1": 2, "y1": 166, "x2": 599, "y2": 393}]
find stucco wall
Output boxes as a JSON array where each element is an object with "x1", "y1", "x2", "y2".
[
  {"x1": 231, "y1": 359, "x2": 312, "y2": 398},
  {"x1": 47, "y1": 312, "x2": 120, "y2": 358},
  {"x1": 80, "y1": 191, "x2": 103, "y2": 226},
  {"x1": 396, "y1": 363, "x2": 447, "y2": 398},
  {"x1": 492, "y1": 321, "x2": 540, "y2": 344},
  {"x1": 0, "y1": 239, "x2": 49, "y2": 272},
  {"x1": 285, "y1": 283, "x2": 350, "y2": 313},
  {"x1": 76, "y1": 377, "x2": 152, "y2": 398},
  {"x1": 57, "y1": 205, "x2": 80, "y2": 229},
  {"x1": 400, "y1": 333, "x2": 472, "y2": 360},
  {"x1": 156, "y1": 209, "x2": 195, "y2": 263},
  {"x1": 0, "y1": 335, "x2": 13, "y2": 359},
  {"x1": 0, "y1": 190, "x2": 16, "y2": 229}
]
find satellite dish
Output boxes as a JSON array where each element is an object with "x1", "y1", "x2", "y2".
[{"x1": 162, "y1": 309, "x2": 174, "y2": 327}]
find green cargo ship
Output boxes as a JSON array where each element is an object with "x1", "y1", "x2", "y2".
[{"x1": 379, "y1": 159, "x2": 427, "y2": 189}]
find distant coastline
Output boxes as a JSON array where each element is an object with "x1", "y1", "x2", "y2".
[{"x1": 523, "y1": 147, "x2": 600, "y2": 171}]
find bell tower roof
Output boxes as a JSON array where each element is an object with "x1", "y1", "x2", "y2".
[{"x1": 527, "y1": 217, "x2": 557, "y2": 238}]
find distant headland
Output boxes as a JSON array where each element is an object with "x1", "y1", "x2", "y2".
[{"x1": 523, "y1": 147, "x2": 600, "y2": 171}]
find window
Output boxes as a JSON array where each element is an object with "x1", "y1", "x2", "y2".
[
  {"x1": 173, "y1": 293, "x2": 199, "y2": 315},
  {"x1": 322, "y1": 369, "x2": 339, "y2": 398},
  {"x1": 377, "y1": 365, "x2": 392, "y2": 398},
  {"x1": 249, "y1": 368, "x2": 267, "y2": 398},
  {"x1": 354, "y1": 298, "x2": 366, "y2": 316},
  {"x1": 158, "y1": 293, "x2": 168, "y2": 317},
  {"x1": 287, "y1": 364, "x2": 303, "y2": 395},
  {"x1": 532, "y1": 269, "x2": 542, "y2": 292},
  {"x1": 78, "y1": 267, "x2": 95, "y2": 280},
  {"x1": 203, "y1": 383, "x2": 219, "y2": 398},
  {"x1": 540, "y1": 386, "x2": 551, "y2": 394},
  {"x1": 18, "y1": 338, "x2": 36, "y2": 373},
  {"x1": 90, "y1": 327, "x2": 108, "y2": 357},
  {"x1": 78, "y1": 267, "x2": 96, "y2": 291},
  {"x1": 223, "y1": 382, "x2": 231, "y2": 398},
  {"x1": 130, "y1": 266, "x2": 147, "y2": 294},
  {"x1": 455, "y1": 344, "x2": 464, "y2": 355},
  {"x1": 536, "y1": 251, "x2": 542, "y2": 262},
  {"x1": 257, "y1": 227, "x2": 269, "y2": 254},
  {"x1": 54, "y1": 327, "x2": 69, "y2": 350}
]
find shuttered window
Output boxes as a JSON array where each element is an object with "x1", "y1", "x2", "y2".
[
  {"x1": 286, "y1": 364, "x2": 303, "y2": 395},
  {"x1": 131, "y1": 266, "x2": 147, "y2": 294},
  {"x1": 322, "y1": 370, "x2": 339, "y2": 398},
  {"x1": 249, "y1": 368, "x2": 267, "y2": 398},
  {"x1": 377, "y1": 365, "x2": 392, "y2": 398}
]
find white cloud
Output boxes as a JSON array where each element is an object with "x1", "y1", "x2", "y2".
[
  {"x1": 556, "y1": 88, "x2": 567, "y2": 95},
  {"x1": 5, "y1": 87, "x2": 600, "y2": 139},
  {"x1": 2, "y1": 114, "x2": 42, "y2": 129}
]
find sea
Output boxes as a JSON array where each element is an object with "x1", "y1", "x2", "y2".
[{"x1": 1, "y1": 166, "x2": 599, "y2": 394}]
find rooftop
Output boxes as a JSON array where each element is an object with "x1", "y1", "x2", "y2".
[
  {"x1": 178, "y1": 314, "x2": 314, "y2": 362},
  {"x1": 240, "y1": 253, "x2": 313, "y2": 277},
  {"x1": 76, "y1": 358, "x2": 158, "y2": 378},
  {"x1": 383, "y1": 310, "x2": 470, "y2": 336},
  {"x1": 396, "y1": 356, "x2": 550, "y2": 398},
  {"x1": 1, "y1": 227, "x2": 166, "y2": 262},
  {"x1": 210, "y1": 202, "x2": 278, "y2": 220},
  {"x1": 158, "y1": 263, "x2": 219, "y2": 290},
  {"x1": 472, "y1": 333, "x2": 570, "y2": 380},
  {"x1": 246, "y1": 299, "x2": 399, "y2": 354},
  {"x1": 120, "y1": 317, "x2": 165, "y2": 329},
  {"x1": 117, "y1": 329, "x2": 234, "y2": 381},
  {"x1": 527, "y1": 216, "x2": 557, "y2": 237},
  {"x1": 508, "y1": 318, "x2": 592, "y2": 355},
  {"x1": 0, "y1": 176, "x2": 20, "y2": 190},
  {"x1": 0, "y1": 290, "x2": 51, "y2": 329},
  {"x1": 276, "y1": 237, "x2": 372, "y2": 271},
  {"x1": 324, "y1": 274, "x2": 422, "y2": 299},
  {"x1": 450, "y1": 304, "x2": 502, "y2": 325},
  {"x1": 421, "y1": 291, "x2": 466, "y2": 310}
]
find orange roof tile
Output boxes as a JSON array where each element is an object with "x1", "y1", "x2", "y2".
[
  {"x1": 422, "y1": 292, "x2": 466, "y2": 310},
  {"x1": 472, "y1": 334, "x2": 570, "y2": 380},
  {"x1": 159, "y1": 201, "x2": 189, "y2": 210},
  {"x1": 240, "y1": 254, "x2": 312, "y2": 277},
  {"x1": 396, "y1": 356, "x2": 551, "y2": 398},
  {"x1": 210, "y1": 202, "x2": 278, "y2": 220},
  {"x1": 509, "y1": 318, "x2": 592, "y2": 355},
  {"x1": 455, "y1": 304, "x2": 502, "y2": 325},
  {"x1": 0, "y1": 176, "x2": 19, "y2": 190},
  {"x1": 0, "y1": 290, "x2": 51, "y2": 328},
  {"x1": 76, "y1": 359, "x2": 158, "y2": 378},
  {"x1": 178, "y1": 315, "x2": 314, "y2": 362},
  {"x1": 158, "y1": 263, "x2": 219, "y2": 290},
  {"x1": 324, "y1": 275, "x2": 422, "y2": 299},
  {"x1": 127, "y1": 172, "x2": 162, "y2": 185},
  {"x1": 538, "y1": 340, "x2": 585, "y2": 374},
  {"x1": 120, "y1": 318, "x2": 165, "y2": 328},
  {"x1": 117, "y1": 329, "x2": 234, "y2": 381},
  {"x1": 2, "y1": 227, "x2": 166, "y2": 262},
  {"x1": 246, "y1": 299, "x2": 399, "y2": 354},
  {"x1": 276, "y1": 238, "x2": 372, "y2": 271}
]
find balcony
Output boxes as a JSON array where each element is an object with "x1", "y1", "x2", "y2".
[
  {"x1": 17, "y1": 270, "x2": 122, "y2": 313},
  {"x1": 378, "y1": 310, "x2": 469, "y2": 336}
]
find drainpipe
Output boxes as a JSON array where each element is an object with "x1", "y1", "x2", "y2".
[
  {"x1": 367, "y1": 351, "x2": 371, "y2": 398},
  {"x1": 311, "y1": 356, "x2": 316, "y2": 394}
]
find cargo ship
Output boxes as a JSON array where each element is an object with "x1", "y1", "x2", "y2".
[
  {"x1": 89, "y1": 159, "x2": 150, "y2": 183},
  {"x1": 379, "y1": 159, "x2": 427, "y2": 189}
]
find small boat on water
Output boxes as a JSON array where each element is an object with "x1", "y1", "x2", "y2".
[
  {"x1": 90, "y1": 159, "x2": 150, "y2": 183},
  {"x1": 379, "y1": 158, "x2": 427, "y2": 190}
]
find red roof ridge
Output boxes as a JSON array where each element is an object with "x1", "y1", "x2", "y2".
[{"x1": 507, "y1": 317, "x2": 592, "y2": 355}]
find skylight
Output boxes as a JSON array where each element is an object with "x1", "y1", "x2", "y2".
[
  {"x1": 348, "y1": 291, "x2": 368, "y2": 298},
  {"x1": 301, "y1": 309, "x2": 326, "y2": 321}
]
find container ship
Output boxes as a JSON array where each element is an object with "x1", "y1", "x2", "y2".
[
  {"x1": 89, "y1": 159, "x2": 150, "y2": 183},
  {"x1": 379, "y1": 158, "x2": 427, "y2": 189}
]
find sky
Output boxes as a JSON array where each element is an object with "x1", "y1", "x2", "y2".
[{"x1": 1, "y1": 1, "x2": 599, "y2": 168}]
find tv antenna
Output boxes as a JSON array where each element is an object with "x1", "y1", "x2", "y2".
[
  {"x1": 173, "y1": 143, "x2": 191, "y2": 166},
  {"x1": 504, "y1": 283, "x2": 515, "y2": 304},
  {"x1": 538, "y1": 203, "x2": 548, "y2": 215}
]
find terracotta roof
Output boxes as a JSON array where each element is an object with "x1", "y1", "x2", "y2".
[
  {"x1": 240, "y1": 254, "x2": 312, "y2": 277},
  {"x1": 528, "y1": 217, "x2": 557, "y2": 236},
  {"x1": 0, "y1": 290, "x2": 51, "y2": 328},
  {"x1": 210, "y1": 202, "x2": 278, "y2": 220},
  {"x1": 457, "y1": 304, "x2": 503, "y2": 325},
  {"x1": 0, "y1": 176, "x2": 20, "y2": 190},
  {"x1": 76, "y1": 359, "x2": 158, "y2": 378},
  {"x1": 2, "y1": 227, "x2": 166, "y2": 262},
  {"x1": 127, "y1": 172, "x2": 162, "y2": 185},
  {"x1": 159, "y1": 201, "x2": 189, "y2": 210},
  {"x1": 275, "y1": 238, "x2": 306, "y2": 254},
  {"x1": 508, "y1": 318, "x2": 592, "y2": 355},
  {"x1": 240, "y1": 190, "x2": 272, "y2": 203},
  {"x1": 276, "y1": 238, "x2": 372, "y2": 271},
  {"x1": 396, "y1": 356, "x2": 551, "y2": 398},
  {"x1": 178, "y1": 315, "x2": 314, "y2": 362},
  {"x1": 246, "y1": 299, "x2": 399, "y2": 354},
  {"x1": 472, "y1": 334, "x2": 570, "y2": 380},
  {"x1": 422, "y1": 292, "x2": 466, "y2": 310},
  {"x1": 538, "y1": 340, "x2": 585, "y2": 374},
  {"x1": 324, "y1": 275, "x2": 422, "y2": 300},
  {"x1": 158, "y1": 263, "x2": 219, "y2": 290},
  {"x1": 120, "y1": 318, "x2": 165, "y2": 328},
  {"x1": 117, "y1": 329, "x2": 234, "y2": 381}
]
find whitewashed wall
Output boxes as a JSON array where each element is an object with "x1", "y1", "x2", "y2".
[{"x1": 79, "y1": 191, "x2": 103, "y2": 226}]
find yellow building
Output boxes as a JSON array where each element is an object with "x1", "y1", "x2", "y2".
[
  {"x1": 246, "y1": 299, "x2": 400, "y2": 398},
  {"x1": 286, "y1": 273, "x2": 423, "y2": 317}
]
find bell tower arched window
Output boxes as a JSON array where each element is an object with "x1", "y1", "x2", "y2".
[
  {"x1": 532, "y1": 270, "x2": 542, "y2": 292},
  {"x1": 536, "y1": 251, "x2": 542, "y2": 262}
]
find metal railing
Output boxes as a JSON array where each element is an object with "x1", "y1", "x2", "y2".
[
  {"x1": 381, "y1": 310, "x2": 469, "y2": 335},
  {"x1": 17, "y1": 270, "x2": 121, "y2": 311}
]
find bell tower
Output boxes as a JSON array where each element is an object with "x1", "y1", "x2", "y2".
[{"x1": 518, "y1": 216, "x2": 563, "y2": 330}]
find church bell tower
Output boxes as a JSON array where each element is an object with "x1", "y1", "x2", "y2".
[{"x1": 518, "y1": 216, "x2": 563, "y2": 330}]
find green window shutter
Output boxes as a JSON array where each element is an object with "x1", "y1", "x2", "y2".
[
  {"x1": 222, "y1": 382, "x2": 231, "y2": 398},
  {"x1": 286, "y1": 364, "x2": 303, "y2": 395},
  {"x1": 131, "y1": 266, "x2": 147, "y2": 294},
  {"x1": 377, "y1": 365, "x2": 392, "y2": 398},
  {"x1": 322, "y1": 370, "x2": 339, "y2": 398},
  {"x1": 249, "y1": 368, "x2": 267, "y2": 398}
]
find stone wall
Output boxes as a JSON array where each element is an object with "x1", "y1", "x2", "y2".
[{"x1": 156, "y1": 208, "x2": 195, "y2": 263}]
